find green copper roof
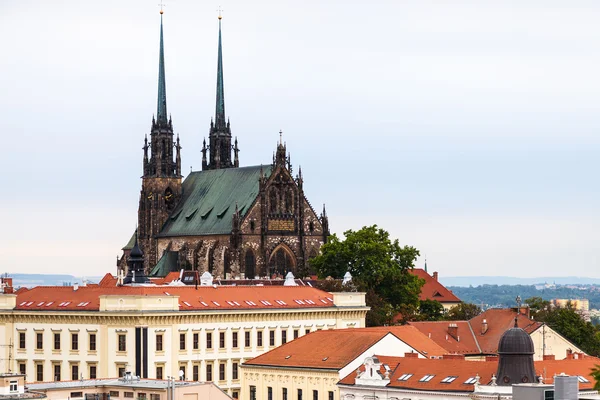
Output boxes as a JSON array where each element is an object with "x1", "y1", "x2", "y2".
[
  {"x1": 149, "y1": 250, "x2": 179, "y2": 277},
  {"x1": 122, "y1": 231, "x2": 136, "y2": 250},
  {"x1": 214, "y1": 17, "x2": 226, "y2": 129},
  {"x1": 158, "y1": 165, "x2": 271, "y2": 237},
  {"x1": 156, "y1": 14, "x2": 168, "y2": 125}
]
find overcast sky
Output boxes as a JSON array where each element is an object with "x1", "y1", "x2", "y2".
[{"x1": 1, "y1": 0, "x2": 598, "y2": 279}]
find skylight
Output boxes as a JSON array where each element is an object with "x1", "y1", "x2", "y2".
[
  {"x1": 26, "y1": 302, "x2": 33, "y2": 306},
  {"x1": 320, "y1": 299, "x2": 328, "y2": 304},
  {"x1": 245, "y1": 301, "x2": 257, "y2": 306},
  {"x1": 45, "y1": 302, "x2": 53, "y2": 307},
  {"x1": 441, "y1": 376, "x2": 458, "y2": 383},
  {"x1": 183, "y1": 301, "x2": 192, "y2": 307},
  {"x1": 37, "y1": 302, "x2": 45, "y2": 306},
  {"x1": 398, "y1": 374, "x2": 413, "y2": 381},
  {"x1": 164, "y1": 292, "x2": 171, "y2": 296},
  {"x1": 294, "y1": 300, "x2": 305, "y2": 305},
  {"x1": 200, "y1": 301, "x2": 209, "y2": 307},
  {"x1": 305, "y1": 300, "x2": 316, "y2": 304},
  {"x1": 275, "y1": 300, "x2": 287, "y2": 305},
  {"x1": 419, "y1": 375, "x2": 435, "y2": 382},
  {"x1": 233, "y1": 301, "x2": 241, "y2": 306},
  {"x1": 19, "y1": 302, "x2": 26, "y2": 306},
  {"x1": 578, "y1": 376, "x2": 590, "y2": 383},
  {"x1": 326, "y1": 297, "x2": 333, "y2": 302},
  {"x1": 226, "y1": 301, "x2": 235, "y2": 306},
  {"x1": 212, "y1": 301, "x2": 220, "y2": 306},
  {"x1": 260, "y1": 300, "x2": 272, "y2": 306},
  {"x1": 464, "y1": 377, "x2": 478, "y2": 384}
]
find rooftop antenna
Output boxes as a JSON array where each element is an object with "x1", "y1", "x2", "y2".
[
  {"x1": 516, "y1": 295, "x2": 522, "y2": 309},
  {"x1": 158, "y1": 1, "x2": 166, "y2": 14}
]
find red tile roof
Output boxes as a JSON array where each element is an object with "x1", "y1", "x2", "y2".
[
  {"x1": 470, "y1": 309, "x2": 542, "y2": 354},
  {"x1": 339, "y1": 354, "x2": 600, "y2": 392},
  {"x1": 13, "y1": 285, "x2": 337, "y2": 312},
  {"x1": 409, "y1": 308, "x2": 546, "y2": 356},
  {"x1": 243, "y1": 326, "x2": 448, "y2": 370},
  {"x1": 408, "y1": 321, "x2": 481, "y2": 354},
  {"x1": 244, "y1": 329, "x2": 395, "y2": 370},
  {"x1": 409, "y1": 269, "x2": 461, "y2": 303}
]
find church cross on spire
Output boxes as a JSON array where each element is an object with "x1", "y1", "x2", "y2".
[{"x1": 156, "y1": 8, "x2": 168, "y2": 125}]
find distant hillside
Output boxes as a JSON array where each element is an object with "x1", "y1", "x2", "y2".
[
  {"x1": 439, "y1": 276, "x2": 600, "y2": 287},
  {"x1": 3, "y1": 273, "x2": 102, "y2": 288}
]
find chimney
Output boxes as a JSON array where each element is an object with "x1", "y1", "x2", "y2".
[
  {"x1": 481, "y1": 319, "x2": 488, "y2": 335},
  {"x1": 432, "y1": 271, "x2": 438, "y2": 281},
  {"x1": 404, "y1": 352, "x2": 419, "y2": 358},
  {"x1": 1, "y1": 277, "x2": 13, "y2": 294},
  {"x1": 566, "y1": 349, "x2": 574, "y2": 360},
  {"x1": 73, "y1": 283, "x2": 79, "y2": 291},
  {"x1": 448, "y1": 323, "x2": 458, "y2": 340},
  {"x1": 543, "y1": 355, "x2": 555, "y2": 361}
]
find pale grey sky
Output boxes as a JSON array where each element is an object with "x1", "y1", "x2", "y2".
[{"x1": 1, "y1": 0, "x2": 598, "y2": 278}]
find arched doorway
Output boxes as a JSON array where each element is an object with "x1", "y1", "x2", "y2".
[
  {"x1": 268, "y1": 244, "x2": 296, "y2": 277},
  {"x1": 244, "y1": 249, "x2": 256, "y2": 279}
]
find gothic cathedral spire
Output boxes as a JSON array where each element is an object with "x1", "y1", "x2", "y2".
[
  {"x1": 138, "y1": 10, "x2": 183, "y2": 272},
  {"x1": 203, "y1": 13, "x2": 237, "y2": 170},
  {"x1": 156, "y1": 12, "x2": 168, "y2": 126}
]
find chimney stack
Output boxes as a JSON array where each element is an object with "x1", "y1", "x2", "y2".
[
  {"x1": 432, "y1": 271, "x2": 438, "y2": 281},
  {"x1": 448, "y1": 323, "x2": 458, "y2": 340},
  {"x1": 404, "y1": 352, "x2": 419, "y2": 358}
]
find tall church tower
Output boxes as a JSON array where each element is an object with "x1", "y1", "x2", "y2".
[
  {"x1": 202, "y1": 14, "x2": 239, "y2": 170},
  {"x1": 138, "y1": 11, "x2": 182, "y2": 272}
]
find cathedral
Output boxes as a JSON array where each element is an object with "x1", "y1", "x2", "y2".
[{"x1": 118, "y1": 12, "x2": 329, "y2": 279}]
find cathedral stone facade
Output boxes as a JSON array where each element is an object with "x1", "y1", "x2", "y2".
[{"x1": 118, "y1": 13, "x2": 329, "y2": 278}]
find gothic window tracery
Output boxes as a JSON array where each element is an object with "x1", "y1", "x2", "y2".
[{"x1": 269, "y1": 188, "x2": 278, "y2": 214}]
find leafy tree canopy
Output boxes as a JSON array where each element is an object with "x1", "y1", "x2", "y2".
[
  {"x1": 310, "y1": 225, "x2": 423, "y2": 326},
  {"x1": 445, "y1": 302, "x2": 482, "y2": 321}
]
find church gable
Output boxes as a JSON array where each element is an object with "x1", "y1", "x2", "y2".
[{"x1": 158, "y1": 166, "x2": 267, "y2": 237}]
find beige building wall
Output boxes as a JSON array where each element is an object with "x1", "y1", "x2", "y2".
[
  {"x1": 0, "y1": 292, "x2": 367, "y2": 399},
  {"x1": 529, "y1": 325, "x2": 584, "y2": 361},
  {"x1": 242, "y1": 367, "x2": 338, "y2": 400}
]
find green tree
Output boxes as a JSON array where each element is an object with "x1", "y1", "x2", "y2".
[
  {"x1": 417, "y1": 299, "x2": 445, "y2": 321},
  {"x1": 524, "y1": 297, "x2": 551, "y2": 319},
  {"x1": 591, "y1": 365, "x2": 600, "y2": 390},
  {"x1": 310, "y1": 225, "x2": 423, "y2": 326},
  {"x1": 445, "y1": 302, "x2": 482, "y2": 320}
]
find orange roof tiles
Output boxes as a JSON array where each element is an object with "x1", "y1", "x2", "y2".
[
  {"x1": 355, "y1": 326, "x2": 448, "y2": 357},
  {"x1": 244, "y1": 329, "x2": 397, "y2": 370},
  {"x1": 244, "y1": 327, "x2": 448, "y2": 370},
  {"x1": 14, "y1": 285, "x2": 336, "y2": 312},
  {"x1": 409, "y1": 269, "x2": 461, "y2": 303},
  {"x1": 409, "y1": 308, "x2": 547, "y2": 356},
  {"x1": 339, "y1": 355, "x2": 600, "y2": 392},
  {"x1": 408, "y1": 321, "x2": 481, "y2": 354},
  {"x1": 470, "y1": 309, "x2": 542, "y2": 354}
]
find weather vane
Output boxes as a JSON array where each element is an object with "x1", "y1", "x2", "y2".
[
  {"x1": 217, "y1": 6, "x2": 223, "y2": 19},
  {"x1": 158, "y1": 2, "x2": 166, "y2": 14}
]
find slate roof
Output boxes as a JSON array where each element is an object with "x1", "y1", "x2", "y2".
[
  {"x1": 149, "y1": 251, "x2": 179, "y2": 277},
  {"x1": 338, "y1": 354, "x2": 600, "y2": 392},
  {"x1": 243, "y1": 326, "x2": 447, "y2": 370},
  {"x1": 409, "y1": 269, "x2": 461, "y2": 303},
  {"x1": 158, "y1": 165, "x2": 270, "y2": 237},
  {"x1": 13, "y1": 285, "x2": 337, "y2": 312}
]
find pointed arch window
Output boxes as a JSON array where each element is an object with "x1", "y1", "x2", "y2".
[
  {"x1": 244, "y1": 249, "x2": 256, "y2": 279},
  {"x1": 269, "y1": 188, "x2": 278, "y2": 214}
]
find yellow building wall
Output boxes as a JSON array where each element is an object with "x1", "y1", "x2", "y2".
[{"x1": 242, "y1": 366, "x2": 339, "y2": 400}]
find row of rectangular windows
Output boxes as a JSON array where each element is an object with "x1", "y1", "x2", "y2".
[
  {"x1": 20, "y1": 361, "x2": 241, "y2": 383},
  {"x1": 19, "y1": 328, "x2": 312, "y2": 353},
  {"x1": 176, "y1": 328, "x2": 309, "y2": 351},
  {"x1": 18, "y1": 332, "x2": 96, "y2": 351},
  {"x1": 19, "y1": 363, "x2": 96, "y2": 382},
  {"x1": 250, "y1": 386, "x2": 335, "y2": 400}
]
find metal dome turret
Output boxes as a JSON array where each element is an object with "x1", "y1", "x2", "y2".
[{"x1": 495, "y1": 317, "x2": 537, "y2": 386}]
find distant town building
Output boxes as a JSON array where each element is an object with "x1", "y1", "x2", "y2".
[
  {"x1": 553, "y1": 299, "x2": 590, "y2": 321},
  {"x1": 409, "y1": 307, "x2": 585, "y2": 360}
]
